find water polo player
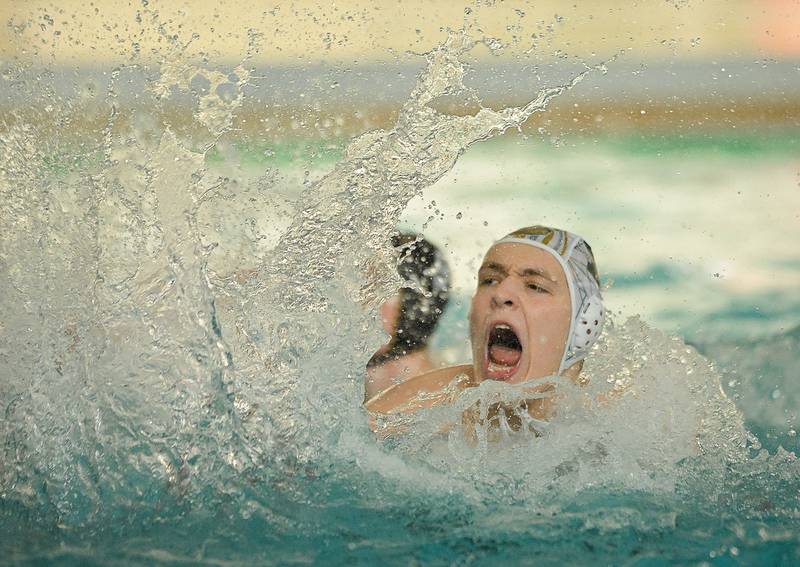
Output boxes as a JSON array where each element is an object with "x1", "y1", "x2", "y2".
[
  {"x1": 364, "y1": 232, "x2": 451, "y2": 401},
  {"x1": 365, "y1": 225, "x2": 604, "y2": 415}
]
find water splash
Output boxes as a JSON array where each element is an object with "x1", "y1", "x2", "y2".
[
  {"x1": 232, "y1": 32, "x2": 606, "y2": 459},
  {"x1": 375, "y1": 316, "x2": 762, "y2": 495},
  {"x1": 0, "y1": 18, "x2": 604, "y2": 523},
  {"x1": 1, "y1": 8, "x2": 798, "y2": 565}
]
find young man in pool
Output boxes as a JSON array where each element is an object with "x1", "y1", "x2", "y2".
[
  {"x1": 365, "y1": 225, "x2": 604, "y2": 418},
  {"x1": 364, "y1": 233, "x2": 451, "y2": 402}
]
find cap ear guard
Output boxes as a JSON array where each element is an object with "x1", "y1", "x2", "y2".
[{"x1": 570, "y1": 293, "x2": 605, "y2": 353}]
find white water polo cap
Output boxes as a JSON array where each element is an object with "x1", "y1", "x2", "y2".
[{"x1": 495, "y1": 226, "x2": 604, "y2": 374}]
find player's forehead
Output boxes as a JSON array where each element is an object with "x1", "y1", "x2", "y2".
[{"x1": 480, "y1": 243, "x2": 566, "y2": 284}]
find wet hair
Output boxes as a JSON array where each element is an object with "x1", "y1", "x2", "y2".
[{"x1": 368, "y1": 232, "x2": 450, "y2": 367}]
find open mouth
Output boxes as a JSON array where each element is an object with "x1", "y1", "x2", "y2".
[{"x1": 485, "y1": 323, "x2": 523, "y2": 380}]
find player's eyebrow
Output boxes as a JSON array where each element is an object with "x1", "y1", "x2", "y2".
[{"x1": 479, "y1": 261, "x2": 508, "y2": 275}]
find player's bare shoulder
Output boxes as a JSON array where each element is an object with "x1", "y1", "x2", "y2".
[{"x1": 364, "y1": 364, "x2": 474, "y2": 415}]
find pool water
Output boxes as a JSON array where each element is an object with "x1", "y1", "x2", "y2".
[{"x1": 1, "y1": 26, "x2": 799, "y2": 567}]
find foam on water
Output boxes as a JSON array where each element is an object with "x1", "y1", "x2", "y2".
[
  {"x1": 375, "y1": 316, "x2": 763, "y2": 493},
  {"x1": 1, "y1": 9, "x2": 798, "y2": 564}
]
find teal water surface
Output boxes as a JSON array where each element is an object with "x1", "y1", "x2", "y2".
[{"x1": 2, "y1": 133, "x2": 799, "y2": 567}]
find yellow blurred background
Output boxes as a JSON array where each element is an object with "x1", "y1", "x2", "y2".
[
  {"x1": 2, "y1": 0, "x2": 800, "y2": 65},
  {"x1": 2, "y1": 0, "x2": 799, "y2": 140}
]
